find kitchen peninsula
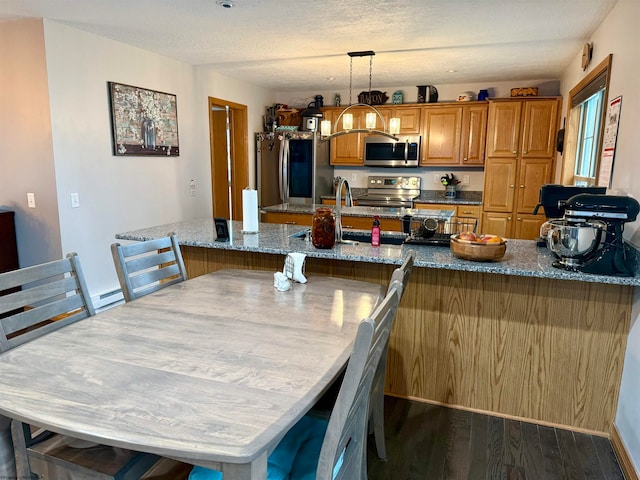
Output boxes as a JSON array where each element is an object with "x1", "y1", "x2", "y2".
[{"x1": 116, "y1": 219, "x2": 639, "y2": 437}]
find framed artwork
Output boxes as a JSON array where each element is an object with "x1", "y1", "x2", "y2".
[{"x1": 108, "y1": 82, "x2": 179, "y2": 156}]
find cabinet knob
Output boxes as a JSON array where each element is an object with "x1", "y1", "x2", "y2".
[
  {"x1": 508, "y1": 217, "x2": 512, "y2": 221},
  {"x1": 512, "y1": 150, "x2": 517, "y2": 154},
  {"x1": 463, "y1": 157, "x2": 468, "y2": 162},
  {"x1": 524, "y1": 150, "x2": 528, "y2": 154},
  {"x1": 520, "y1": 184, "x2": 525, "y2": 188},
  {"x1": 510, "y1": 184, "x2": 515, "y2": 188},
  {"x1": 285, "y1": 221, "x2": 297, "y2": 225},
  {"x1": 517, "y1": 217, "x2": 522, "y2": 221}
]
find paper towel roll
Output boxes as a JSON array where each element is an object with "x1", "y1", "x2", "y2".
[{"x1": 242, "y1": 188, "x2": 259, "y2": 233}]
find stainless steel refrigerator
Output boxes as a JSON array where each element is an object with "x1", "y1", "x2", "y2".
[{"x1": 256, "y1": 131, "x2": 333, "y2": 207}]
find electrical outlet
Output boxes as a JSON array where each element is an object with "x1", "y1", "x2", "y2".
[
  {"x1": 71, "y1": 193, "x2": 80, "y2": 208},
  {"x1": 351, "y1": 172, "x2": 357, "y2": 182},
  {"x1": 433, "y1": 174, "x2": 440, "y2": 184},
  {"x1": 190, "y1": 180, "x2": 196, "y2": 196},
  {"x1": 27, "y1": 192, "x2": 36, "y2": 208},
  {"x1": 463, "y1": 175, "x2": 470, "y2": 185}
]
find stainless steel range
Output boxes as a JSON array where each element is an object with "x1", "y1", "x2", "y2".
[{"x1": 356, "y1": 176, "x2": 421, "y2": 208}]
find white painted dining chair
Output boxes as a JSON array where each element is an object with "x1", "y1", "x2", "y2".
[
  {"x1": 0, "y1": 253, "x2": 158, "y2": 480},
  {"x1": 189, "y1": 280, "x2": 402, "y2": 480},
  {"x1": 111, "y1": 233, "x2": 188, "y2": 302},
  {"x1": 369, "y1": 249, "x2": 415, "y2": 460}
]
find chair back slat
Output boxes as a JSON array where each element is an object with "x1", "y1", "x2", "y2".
[
  {"x1": 0, "y1": 253, "x2": 94, "y2": 354},
  {"x1": 111, "y1": 234, "x2": 187, "y2": 302},
  {"x1": 316, "y1": 284, "x2": 400, "y2": 480},
  {"x1": 124, "y1": 249, "x2": 178, "y2": 275}
]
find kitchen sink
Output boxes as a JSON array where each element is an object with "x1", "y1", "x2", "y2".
[{"x1": 341, "y1": 231, "x2": 407, "y2": 245}]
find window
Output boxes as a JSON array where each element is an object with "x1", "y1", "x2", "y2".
[
  {"x1": 574, "y1": 89, "x2": 605, "y2": 185},
  {"x1": 561, "y1": 55, "x2": 612, "y2": 186}
]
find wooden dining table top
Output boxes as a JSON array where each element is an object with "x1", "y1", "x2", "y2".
[{"x1": 0, "y1": 269, "x2": 384, "y2": 479}]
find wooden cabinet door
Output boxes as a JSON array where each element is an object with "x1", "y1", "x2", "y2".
[
  {"x1": 392, "y1": 107, "x2": 422, "y2": 135},
  {"x1": 520, "y1": 99, "x2": 559, "y2": 158},
  {"x1": 420, "y1": 106, "x2": 462, "y2": 165},
  {"x1": 483, "y1": 157, "x2": 517, "y2": 213},
  {"x1": 516, "y1": 158, "x2": 552, "y2": 214},
  {"x1": 486, "y1": 101, "x2": 521, "y2": 158},
  {"x1": 514, "y1": 214, "x2": 545, "y2": 240},
  {"x1": 461, "y1": 104, "x2": 488, "y2": 165},
  {"x1": 261, "y1": 212, "x2": 312, "y2": 226},
  {"x1": 481, "y1": 212, "x2": 512, "y2": 238},
  {"x1": 329, "y1": 109, "x2": 364, "y2": 165}
]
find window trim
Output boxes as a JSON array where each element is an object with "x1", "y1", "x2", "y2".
[{"x1": 561, "y1": 54, "x2": 613, "y2": 185}]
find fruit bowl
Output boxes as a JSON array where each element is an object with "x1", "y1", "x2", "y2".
[{"x1": 450, "y1": 234, "x2": 507, "y2": 261}]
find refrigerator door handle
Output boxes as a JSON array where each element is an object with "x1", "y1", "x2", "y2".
[{"x1": 280, "y1": 137, "x2": 289, "y2": 203}]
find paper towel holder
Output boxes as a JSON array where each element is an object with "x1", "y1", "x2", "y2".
[{"x1": 214, "y1": 218, "x2": 229, "y2": 242}]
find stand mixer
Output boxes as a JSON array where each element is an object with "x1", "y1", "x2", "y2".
[{"x1": 544, "y1": 194, "x2": 640, "y2": 276}]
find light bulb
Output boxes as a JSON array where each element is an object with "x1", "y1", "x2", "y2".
[
  {"x1": 365, "y1": 112, "x2": 377, "y2": 129},
  {"x1": 320, "y1": 120, "x2": 332, "y2": 136},
  {"x1": 389, "y1": 117, "x2": 401, "y2": 135},
  {"x1": 342, "y1": 113, "x2": 353, "y2": 130}
]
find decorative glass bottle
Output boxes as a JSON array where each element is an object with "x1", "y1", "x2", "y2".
[{"x1": 312, "y1": 207, "x2": 335, "y2": 249}]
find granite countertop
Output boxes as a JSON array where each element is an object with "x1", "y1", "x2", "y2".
[
  {"x1": 115, "y1": 219, "x2": 640, "y2": 286},
  {"x1": 261, "y1": 203, "x2": 455, "y2": 219},
  {"x1": 320, "y1": 189, "x2": 482, "y2": 206},
  {"x1": 413, "y1": 190, "x2": 482, "y2": 205}
]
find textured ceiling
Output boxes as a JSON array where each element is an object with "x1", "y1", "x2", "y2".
[{"x1": 0, "y1": 0, "x2": 618, "y2": 91}]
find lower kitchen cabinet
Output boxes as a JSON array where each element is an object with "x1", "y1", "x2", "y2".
[
  {"x1": 482, "y1": 211, "x2": 545, "y2": 239},
  {"x1": 262, "y1": 212, "x2": 311, "y2": 226},
  {"x1": 340, "y1": 216, "x2": 401, "y2": 232}
]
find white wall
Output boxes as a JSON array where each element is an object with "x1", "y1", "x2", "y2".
[
  {"x1": 0, "y1": 19, "x2": 63, "y2": 266},
  {"x1": 560, "y1": 0, "x2": 640, "y2": 472},
  {"x1": 39, "y1": 21, "x2": 275, "y2": 300}
]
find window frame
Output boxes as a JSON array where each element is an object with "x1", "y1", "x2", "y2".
[{"x1": 560, "y1": 54, "x2": 613, "y2": 186}]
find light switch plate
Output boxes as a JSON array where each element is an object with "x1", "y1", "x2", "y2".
[
  {"x1": 71, "y1": 192, "x2": 80, "y2": 208},
  {"x1": 27, "y1": 192, "x2": 36, "y2": 208}
]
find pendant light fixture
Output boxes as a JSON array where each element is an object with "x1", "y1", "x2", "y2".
[{"x1": 320, "y1": 51, "x2": 400, "y2": 141}]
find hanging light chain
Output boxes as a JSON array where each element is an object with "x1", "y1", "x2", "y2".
[
  {"x1": 368, "y1": 55, "x2": 373, "y2": 104},
  {"x1": 349, "y1": 55, "x2": 353, "y2": 106}
]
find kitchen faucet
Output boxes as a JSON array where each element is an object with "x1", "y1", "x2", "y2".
[{"x1": 335, "y1": 176, "x2": 357, "y2": 244}]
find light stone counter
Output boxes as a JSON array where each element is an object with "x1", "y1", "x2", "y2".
[{"x1": 115, "y1": 218, "x2": 640, "y2": 286}]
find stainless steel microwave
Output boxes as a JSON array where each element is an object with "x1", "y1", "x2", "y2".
[{"x1": 364, "y1": 135, "x2": 421, "y2": 167}]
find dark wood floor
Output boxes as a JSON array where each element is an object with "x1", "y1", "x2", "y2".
[{"x1": 367, "y1": 396, "x2": 626, "y2": 480}]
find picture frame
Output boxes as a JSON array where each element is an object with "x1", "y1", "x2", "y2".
[{"x1": 108, "y1": 82, "x2": 179, "y2": 156}]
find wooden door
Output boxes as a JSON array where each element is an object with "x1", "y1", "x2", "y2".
[
  {"x1": 209, "y1": 98, "x2": 248, "y2": 220},
  {"x1": 520, "y1": 99, "x2": 559, "y2": 158},
  {"x1": 420, "y1": 106, "x2": 462, "y2": 165},
  {"x1": 483, "y1": 157, "x2": 517, "y2": 212},
  {"x1": 486, "y1": 101, "x2": 521, "y2": 158},
  {"x1": 461, "y1": 104, "x2": 488, "y2": 165},
  {"x1": 516, "y1": 158, "x2": 552, "y2": 214}
]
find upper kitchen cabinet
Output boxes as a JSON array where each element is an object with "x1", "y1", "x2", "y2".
[
  {"x1": 420, "y1": 103, "x2": 487, "y2": 166},
  {"x1": 485, "y1": 98, "x2": 559, "y2": 158},
  {"x1": 326, "y1": 107, "x2": 365, "y2": 165},
  {"x1": 379, "y1": 106, "x2": 422, "y2": 135},
  {"x1": 420, "y1": 106, "x2": 462, "y2": 165}
]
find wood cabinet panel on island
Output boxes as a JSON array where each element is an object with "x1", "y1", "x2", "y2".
[
  {"x1": 482, "y1": 98, "x2": 561, "y2": 239},
  {"x1": 262, "y1": 212, "x2": 311, "y2": 226},
  {"x1": 262, "y1": 210, "x2": 401, "y2": 232}
]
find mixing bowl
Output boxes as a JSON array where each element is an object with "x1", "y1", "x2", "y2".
[{"x1": 545, "y1": 219, "x2": 605, "y2": 259}]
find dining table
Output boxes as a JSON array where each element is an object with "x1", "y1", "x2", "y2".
[{"x1": 0, "y1": 268, "x2": 385, "y2": 480}]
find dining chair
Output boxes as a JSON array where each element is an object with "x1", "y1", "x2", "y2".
[
  {"x1": 369, "y1": 249, "x2": 415, "y2": 460},
  {"x1": 0, "y1": 253, "x2": 158, "y2": 480},
  {"x1": 189, "y1": 282, "x2": 402, "y2": 480},
  {"x1": 111, "y1": 233, "x2": 188, "y2": 302}
]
